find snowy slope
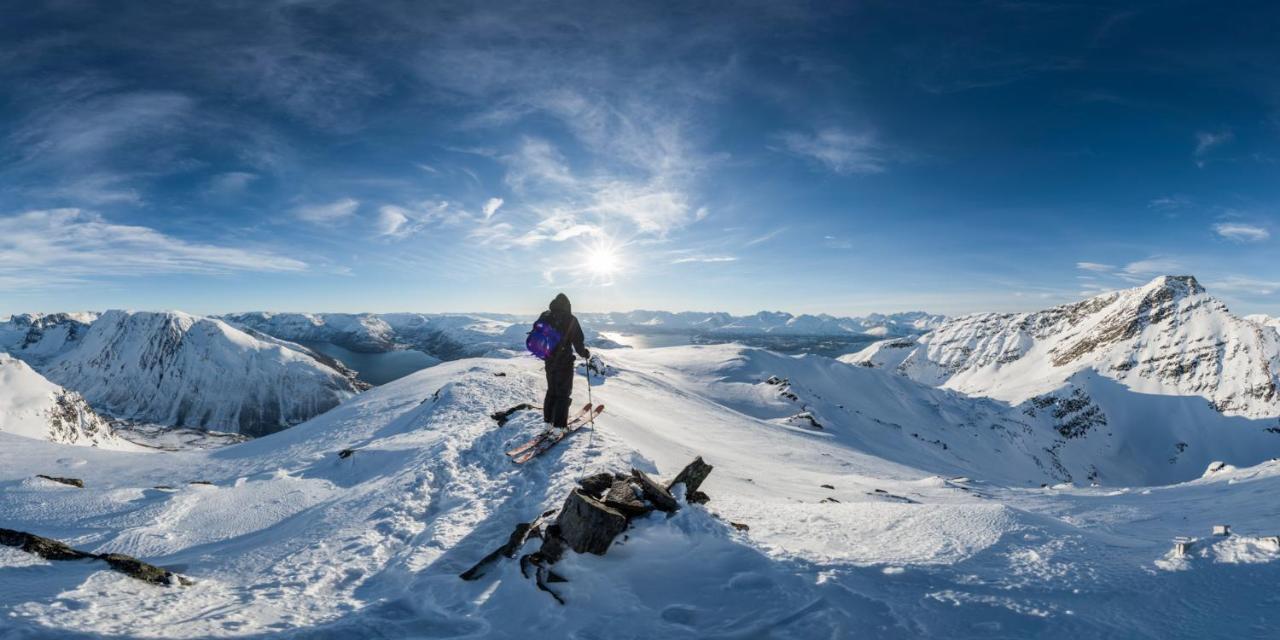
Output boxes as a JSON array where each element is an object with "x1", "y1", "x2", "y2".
[
  {"x1": 0, "y1": 353, "x2": 124, "y2": 448},
  {"x1": 39, "y1": 310, "x2": 365, "y2": 436},
  {"x1": 3, "y1": 345, "x2": 1279, "y2": 638},
  {"x1": 0, "y1": 312, "x2": 98, "y2": 364},
  {"x1": 845, "y1": 275, "x2": 1280, "y2": 419}
]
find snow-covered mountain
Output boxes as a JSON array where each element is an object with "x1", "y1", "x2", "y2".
[
  {"x1": 4, "y1": 343, "x2": 1279, "y2": 637},
  {"x1": 17, "y1": 311, "x2": 366, "y2": 436},
  {"x1": 221, "y1": 311, "x2": 531, "y2": 359},
  {"x1": 0, "y1": 312, "x2": 98, "y2": 364},
  {"x1": 221, "y1": 309, "x2": 944, "y2": 363},
  {"x1": 845, "y1": 275, "x2": 1280, "y2": 419},
  {"x1": 582, "y1": 309, "x2": 945, "y2": 337},
  {"x1": 0, "y1": 353, "x2": 122, "y2": 447}
]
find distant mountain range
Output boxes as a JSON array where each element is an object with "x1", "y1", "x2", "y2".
[{"x1": 845, "y1": 275, "x2": 1280, "y2": 419}]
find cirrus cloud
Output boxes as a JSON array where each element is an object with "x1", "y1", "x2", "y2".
[
  {"x1": 0, "y1": 209, "x2": 305, "y2": 290},
  {"x1": 1213, "y1": 222, "x2": 1269, "y2": 243}
]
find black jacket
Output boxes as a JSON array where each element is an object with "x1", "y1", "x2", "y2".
[{"x1": 542, "y1": 293, "x2": 588, "y2": 367}]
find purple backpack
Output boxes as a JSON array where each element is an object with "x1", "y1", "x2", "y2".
[{"x1": 526, "y1": 318, "x2": 563, "y2": 360}]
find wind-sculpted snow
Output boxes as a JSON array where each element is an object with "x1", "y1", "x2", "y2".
[
  {"x1": 37, "y1": 310, "x2": 364, "y2": 436},
  {"x1": 0, "y1": 353, "x2": 125, "y2": 448},
  {"x1": 2, "y1": 345, "x2": 1279, "y2": 637},
  {"x1": 846, "y1": 275, "x2": 1280, "y2": 419}
]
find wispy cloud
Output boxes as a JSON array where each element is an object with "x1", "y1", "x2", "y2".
[
  {"x1": 774, "y1": 128, "x2": 890, "y2": 175},
  {"x1": 0, "y1": 209, "x2": 305, "y2": 290},
  {"x1": 482, "y1": 197, "x2": 504, "y2": 219},
  {"x1": 208, "y1": 171, "x2": 258, "y2": 195},
  {"x1": 672, "y1": 256, "x2": 738, "y2": 264},
  {"x1": 745, "y1": 228, "x2": 787, "y2": 247},
  {"x1": 1213, "y1": 222, "x2": 1269, "y2": 242},
  {"x1": 376, "y1": 200, "x2": 474, "y2": 238},
  {"x1": 1207, "y1": 276, "x2": 1280, "y2": 296},
  {"x1": 1148, "y1": 194, "x2": 1190, "y2": 211},
  {"x1": 1194, "y1": 129, "x2": 1233, "y2": 166},
  {"x1": 823, "y1": 235, "x2": 853, "y2": 249},
  {"x1": 1076, "y1": 261, "x2": 1114, "y2": 272},
  {"x1": 1122, "y1": 257, "x2": 1183, "y2": 278},
  {"x1": 294, "y1": 198, "x2": 360, "y2": 225}
]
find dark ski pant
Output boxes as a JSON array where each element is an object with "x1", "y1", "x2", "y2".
[{"x1": 543, "y1": 362, "x2": 575, "y2": 429}]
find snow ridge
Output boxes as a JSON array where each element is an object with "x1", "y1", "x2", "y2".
[
  {"x1": 846, "y1": 275, "x2": 1280, "y2": 419},
  {"x1": 0, "y1": 353, "x2": 122, "y2": 447},
  {"x1": 34, "y1": 310, "x2": 364, "y2": 436}
]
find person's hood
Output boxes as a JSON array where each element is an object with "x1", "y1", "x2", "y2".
[{"x1": 549, "y1": 293, "x2": 571, "y2": 315}]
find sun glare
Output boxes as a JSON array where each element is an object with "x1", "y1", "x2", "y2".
[{"x1": 580, "y1": 240, "x2": 623, "y2": 284}]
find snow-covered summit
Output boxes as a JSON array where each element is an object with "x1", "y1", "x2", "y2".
[
  {"x1": 36, "y1": 310, "x2": 365, "y2": 436},
  {"x1": 0, "y1": 353, "x2": 123, "y2": 447},
  {"x1": 844, "y1": 275, "x2": 1280, "y2": 418}
]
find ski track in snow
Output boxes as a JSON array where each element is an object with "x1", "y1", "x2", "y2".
[{"x1": 1, "y1": 346, "x2": 1279, "y2": 639}]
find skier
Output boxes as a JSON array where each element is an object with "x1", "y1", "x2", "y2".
[{"x1": 539, "y1": 293, "x2": 590, "y2": 432}]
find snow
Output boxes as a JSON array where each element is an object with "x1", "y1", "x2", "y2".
[
  {"x1": 845, "y1": 276, "x2": 1280, "y2": 420},
  {"x1": 0, "y1": 353, "x2": 127, "y2": 448},
  {"x1": 4, "y1": 341, "x2": 1280, "y2": 638},
  {"x1": 26, "y1": 310, "x2": 363, "y2": 436}
]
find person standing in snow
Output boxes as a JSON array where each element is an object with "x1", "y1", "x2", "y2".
[{"x1": 540, "y1": 293, "x2": 590, "y2": 431}]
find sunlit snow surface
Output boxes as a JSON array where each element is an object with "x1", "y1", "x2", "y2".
[{"x1": 2, "y1": 345, "x2": 1279, "y2": 638}]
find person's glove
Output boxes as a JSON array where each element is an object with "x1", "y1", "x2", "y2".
[{"x1": 582, "y1": 349, "x2": 591, "y2": 360}]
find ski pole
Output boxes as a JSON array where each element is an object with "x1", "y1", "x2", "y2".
[{"x1": 584, "y1": 350, "x2": 595, "y2": 444}]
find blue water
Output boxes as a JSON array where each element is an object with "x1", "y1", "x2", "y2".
[{"x1": 302, "y1": 342, "x2": 440, "y2": 385}]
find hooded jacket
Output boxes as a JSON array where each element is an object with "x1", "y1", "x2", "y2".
[{"x1": 540, "y1": 293, "x2": 588, "y2": 366}]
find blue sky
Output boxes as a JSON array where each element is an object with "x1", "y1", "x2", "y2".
[{"x1": 2, "y1": 1, "x2": 1279, "y2": 317}]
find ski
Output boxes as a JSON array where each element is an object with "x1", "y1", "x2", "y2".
[
  {"x1": 511, "y1": 404, "x2": 604, "y2": 465},
  {"x1": 504, "y1": 402, "x2": 592, "y2": 458}
]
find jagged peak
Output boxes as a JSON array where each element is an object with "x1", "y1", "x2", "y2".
[{"x1": 1138, "y1": 274, "x2": 1204, "y2": 297}]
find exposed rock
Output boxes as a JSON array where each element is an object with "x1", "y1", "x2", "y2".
[
  {"x1": 577, "y1": 472, "x2": 615, "y2": 497},
  {"x1": 460, "y1": 509, "x2": 556, "y2": 581},
  {"x1": 99, "y1": 553, "x2": 192, "y2": 586},
  {"x1": 189, "y1": 480, "x2": 214, "y2": 485},
  {"x1": 820, "y1": 497, "x2": 841, "y2": 504},
  {"x1": 0, "y1": 528, "x2": 94, "y2": 560},
  {"x1": 555, "y1": 490, "x2": 628, "y2": 555},
  {"x1": 603, "y1": 480, "x2": 652, "y2": 517},
  {"x1": 491, "y1": 403, "x2": 538, "y2": 427},
  {"x1": 666, "y1": 456, "x2": 714, "y2": 496},
  {"x1": 536, "y1": 524, "x2": 571, "y2": 564},
  {"x1": 687, "y1": 490, "x2": 711, "y2": 505},
  {"x1": 820, "y1": 484, "x2": 835, "y2": 490},
  {"x1": 337, "y1": 448, "x2": 357, "y2": 459},
  {"x1": 730, "y1": 522, "x2": 750, "y2": 532},
  {"x1": 36, "y1": 474, "x2": 84, "y2": 488},
  {"x1": 631, "y1": 469, "x2": 679, "y2": 513},
  {"x1": 0, "y1": 528, "x2": 191, "y2": 585}
]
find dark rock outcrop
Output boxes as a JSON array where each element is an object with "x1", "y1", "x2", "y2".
[
  {"x1": 491, "y1": 403, "x2": 539, "y2": 427},
  {"x1": 603, "y1": 480, "x2": 652, "y2": 517},
  {"x1": 460, "y1": 509, "x2": 556, "y2": 581},
  {"x1": 667, "y1": 457, "x2": 714, "y2": 495},
  {"x1": 631, "y1": 469, "x2": 679, "y2": 513},
  {"x1": 555, "y1": 490, "x2": 628, "y2": 555},
  {"x1": 0, "y1": 529, "x2": 94, "y2": 560},
  {"x1": 0, "y1": 528, "x2": 191, "y2": 586},
  {"x1": 460, "y1": 456, "x2": 717, "y2": 605},
  {"x1": 577, "y1": 472, "x2": 615, "y2": 497},
  {"x1": 36, "y1": 474, "x2": 84, "y2": 488}
]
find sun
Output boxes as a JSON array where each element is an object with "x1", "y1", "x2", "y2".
[
  {"x1": 580, "y1": 240, "x2": 624, "y2": 284},
  {"x1": 586, "y1": 246, "x2": 619, "y2": 276}
]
